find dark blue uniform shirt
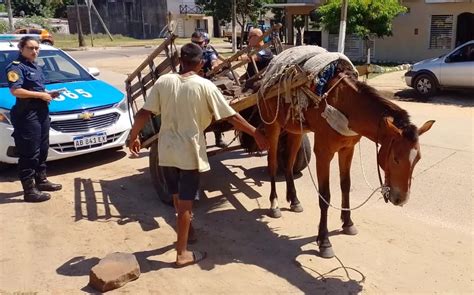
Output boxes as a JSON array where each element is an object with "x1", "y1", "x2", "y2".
[
  {"x1": 202, "y1": 47, "x2": 218, "y2": 74},
  {"x1": 6, "y1": 55, "x2": 45, "y2": 92}
]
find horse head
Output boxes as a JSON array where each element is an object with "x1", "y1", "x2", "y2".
[{"x1": 378, "y1": 118, "x2": 435, "y2": 206}]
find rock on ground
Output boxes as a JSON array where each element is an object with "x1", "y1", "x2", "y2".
[{"x1": 89, "y1": 252, "x2": 140, "y2": 292}]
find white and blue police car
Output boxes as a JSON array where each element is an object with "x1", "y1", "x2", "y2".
[{"x1": 0, "y1": 36, "x2": 131, "y2": 169}]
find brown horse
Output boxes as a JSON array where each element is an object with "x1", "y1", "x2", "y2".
[{"x1": 258, "y1": 72, "x2": 435, "y2": 258}]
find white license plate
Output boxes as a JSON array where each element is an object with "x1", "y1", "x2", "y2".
[{"x1": 73, "y1": 132, "x2": 107, "y2": 148}]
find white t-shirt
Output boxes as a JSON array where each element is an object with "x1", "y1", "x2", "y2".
[{"x1": 143, "y1": 73, "x2": 237, "y2": 172}]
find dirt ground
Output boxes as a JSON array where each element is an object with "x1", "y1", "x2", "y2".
[{"x1": 0, "y1": 51, "x2": 473, "y2": 294}]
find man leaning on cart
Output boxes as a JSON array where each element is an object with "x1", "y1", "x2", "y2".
[{"x1": 128, "y1": 43, "x2": 268, "y2": 268}]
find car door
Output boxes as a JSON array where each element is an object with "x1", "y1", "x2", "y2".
[{"x1": 439, "y1": 43, "x2": 474, "y2": 88}]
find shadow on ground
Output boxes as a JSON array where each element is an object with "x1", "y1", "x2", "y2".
[
  {"x1": 393, "y1": 89, "x2": 473, "y2": 107},
  {"x1": 56, "y1": 148, "x2": 363, "y2": 293}
]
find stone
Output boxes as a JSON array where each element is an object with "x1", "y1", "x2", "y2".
[{"x1": 89, "y1": 252, "x2": 140, "y2": 292}]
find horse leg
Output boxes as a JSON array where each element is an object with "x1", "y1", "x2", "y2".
[
  {"x1": 315, "y1": 146, "x2": 335, "y2": 258},
  {"x1": 338, "y1": 147, "x2": 358, "y2": 236},
  {"x1": 266, "y1": 123, "x2": 282, "y2": 218},
  {"x1": 285, "y1": 132, "x2": 304, "y2": 213}
]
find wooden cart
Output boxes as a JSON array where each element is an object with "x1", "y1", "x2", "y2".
[{"x1": 125, "y1": 25, "x2": 311, "y2": 204}]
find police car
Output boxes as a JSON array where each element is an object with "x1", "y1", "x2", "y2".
[{"x1": 0, "y1": 35, "x2": 131, "y2": 168}]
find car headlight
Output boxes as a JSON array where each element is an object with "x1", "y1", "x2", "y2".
[
  {"x1": 115, "y1": 97, "x2": 129, "y2": 112},
  {"x1": 0, "y1": 108, "x2": 12, "y2": 125}
]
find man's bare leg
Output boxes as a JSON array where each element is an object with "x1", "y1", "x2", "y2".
[
  {"x1": 176, "y1": 198, "x2": 194, "y2": 265},
  {"x1": 173, "y1": 194, "x2": 195, "y2": 242}
]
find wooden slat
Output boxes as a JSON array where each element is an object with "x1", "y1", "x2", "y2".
[{"x1": 125, "y1": 34, "x2": 177, "y2": 83}]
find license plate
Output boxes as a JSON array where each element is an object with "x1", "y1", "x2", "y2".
[{"x1": 73, "y1": 132, "x2": 107, "y2": 148}]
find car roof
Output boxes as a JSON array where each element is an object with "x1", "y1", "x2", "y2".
[{"x1": 0, "y1": 41, "x2": 58, "y2": 51}]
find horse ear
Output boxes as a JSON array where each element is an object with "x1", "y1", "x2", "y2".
[
  {"x1": 418, "y1": 120, "x2": 435, "y2": 136},
  {"x1": 384, "y1": 117, "x2": 402, "y2": 136}
]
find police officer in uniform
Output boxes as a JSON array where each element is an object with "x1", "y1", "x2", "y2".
[
  {"x1": 191, "y1": 31, "x2": 227, "y2": 148},
  {"x1": 6, "y1": 36, "x2": 62, "y2": 203}
]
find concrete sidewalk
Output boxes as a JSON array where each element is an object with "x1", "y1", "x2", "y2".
[{"x1": 365, "y1": 70, "x2": 409, "y2": 95}]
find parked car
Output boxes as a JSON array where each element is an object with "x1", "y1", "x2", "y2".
[
  {"x1": 14, "y1": 28, "x2": 54, "y2": 46},
  {"x1": 405, "y1": 40, "x2": 474, "y2": 97},
  {"x1": 0, "y1": 37, "x2": 131, "y2": 170}
]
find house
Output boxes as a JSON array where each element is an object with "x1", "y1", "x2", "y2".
[
  {"x1": 167, "y1": 1, "x2": 214, "y2": 38},
  {"x1": 267, "y1": 0, "x2": 473, "y2": 63}
]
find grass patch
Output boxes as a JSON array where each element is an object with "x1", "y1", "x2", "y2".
[{"x1": 54, "y1": 33, "x2": 228, "y2": 49}]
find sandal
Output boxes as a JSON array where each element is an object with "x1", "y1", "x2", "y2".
[{"x1": 175, "y1": 251, "x2": 207, "y2": 268}]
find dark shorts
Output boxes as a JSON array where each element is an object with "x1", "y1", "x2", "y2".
[{"x1": 161, "y1": 166, "x2": 200, "y2": 201}]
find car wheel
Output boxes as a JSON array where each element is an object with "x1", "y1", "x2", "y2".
[
  {"x1": 414, "y1": 74, "x2": 437, "y2": 98},
  {"x1": 41, "y1": 40, "x2": 53, "y2": 46}
]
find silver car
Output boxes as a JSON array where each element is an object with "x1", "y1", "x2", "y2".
[{"x1": 405, "y1": 40, "x2": 474, "y2": 97}]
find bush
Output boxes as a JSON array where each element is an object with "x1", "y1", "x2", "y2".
[
  {"x1": 0, "y1": 4, "x2": 6, "y2": 13},
  {"x1": 14, "y1": 16, "x2": 57, "y2": 32},
  {"x1": 0, "y1": 19, "x2": 9, "y2": 34}
]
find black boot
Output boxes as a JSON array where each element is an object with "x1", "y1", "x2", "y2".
[
  {"x1": 22, "y1": 179, "x2": 51, "y2": 203},
  {"x1": 35, "y1": 172, "x2": 62, "y2": 191},
  {"x1": 215, "y1": 132, "x2": 226, "y2": 148}
]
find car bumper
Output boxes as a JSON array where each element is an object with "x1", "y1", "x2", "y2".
[
  {"x1": 0, "y1": 107, "x2": 131, "y2": 164},
  {"x1": 404, "y1": 70, "x2": 415, "y2": 87}
]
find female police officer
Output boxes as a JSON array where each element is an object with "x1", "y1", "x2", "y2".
[{"x1": 6, "y1": 36, "x2": 62, "y2": 202}]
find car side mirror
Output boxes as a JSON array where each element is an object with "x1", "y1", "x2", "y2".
[{"x1": 88, "y1": 67, "x2": 100, "y2": 77}]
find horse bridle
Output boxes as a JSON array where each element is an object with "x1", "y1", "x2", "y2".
[{"x1": 375, "y1": 116, "x2": 393, "y2": 203}]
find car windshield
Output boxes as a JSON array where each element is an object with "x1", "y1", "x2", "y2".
[{"x1": 0, "y1": 49, "x2": 93, "y2": 87}]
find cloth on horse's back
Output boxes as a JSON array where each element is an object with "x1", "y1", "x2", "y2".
[{"x1": 261, "y1": 45, "x2": 356, "y2": 92}]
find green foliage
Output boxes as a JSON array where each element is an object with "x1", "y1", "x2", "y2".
[
  {"x1": 14, "y1": 16, "x2": 57, "y2": 32},
  {"x1": 0, "y1": 4, "x2": 6, "y2": 13},
  {"x1": 11, "y1": 0, "x2": 52, "y2": 17},
  {"x1": 0, "y1": 19, "x2": 9, "y2": 34},
  {"x1": 196, "y1": 0, "x2": 271, "y2": 24},
  {"x1": 316, "y1": 0, "x2": 407, "y2": 38},
  {"x1": 49, "y1": 0, "x2": 74, "y2": 18}
]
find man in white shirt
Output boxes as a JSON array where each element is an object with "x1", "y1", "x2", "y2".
[{"x1": 129, "y1": 43, "x2": 268, "y2": 268}]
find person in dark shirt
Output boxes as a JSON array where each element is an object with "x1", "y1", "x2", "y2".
[
  {"x1": 6, "y1": 36, "x2": 62, "y2": 203},
  {"x1": 191, "y1": 31, "x2": 227, "y2": 148},
  {"x1": 241, "y1": 28, "x2": 273, "y2": 79}
]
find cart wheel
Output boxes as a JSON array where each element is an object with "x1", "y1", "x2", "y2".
[
  {"x1": 149, "y1": 141, "x2": 173, "y2": 206},
  {"x1": 278, "y1": 133, "x2": 312, "y2": 174}
]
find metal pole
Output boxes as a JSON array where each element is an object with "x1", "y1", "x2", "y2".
[
  {"x1": 337, "y1": 0, "x2": 348, "y2": 53},
  {"x1": 232, "y1": 0, "x2": 237, "y2": 53},
  {"x1": 91, "y1": 1, "x2": 114, "y2": 41},
  {"x1": 86, "y1": 0, "x2": 94, "y2": 47},
  {"x1": 6, "y1": 0, "x2": 13, "y2": 31},
  {"x1": 74, "y1": 0, "x2": 86, "y2": 47}
]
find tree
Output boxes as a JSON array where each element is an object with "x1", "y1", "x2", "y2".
[
  {"x1": 11, "y1": 0, "x2": 52, "y2": 17},
  {"x1": 196, "y1": 0, "x2": 272, "y2": 47},
  {"x1": 316, "y1": 0, "x2": 407, "y2": 61}
]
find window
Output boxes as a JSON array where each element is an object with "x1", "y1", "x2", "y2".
[
  {"x1": 447, "y1": 44, "x2": 474, "y2": 63},
  {"x1": 429, "y1": 15, "x2": 453, "y2": 49}
]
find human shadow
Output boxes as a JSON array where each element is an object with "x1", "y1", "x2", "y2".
[
  {"x1": 72, "y1": 166, "x2": 173, "y2": 232},
  {"x1": 0, "y1": 191, "x2": 24, "y2": 204}
]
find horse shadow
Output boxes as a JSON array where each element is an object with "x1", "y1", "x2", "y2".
[{"x1": 57, "y1": 147, "x2": 363, "y2": 293}]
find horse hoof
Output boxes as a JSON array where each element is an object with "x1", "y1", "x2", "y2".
[
  {"x1": 268, "y1": 208, "x2": 282, "y2": 218},
  {"x1": 342, "y1": 225, "x2": 358, "y2": 235},
  {"x1": 290, "y1": 203, "x2": 304, "y2": 213},
  {"x1": 319, "y1": 246, "x2": 335, "y2": 259}
]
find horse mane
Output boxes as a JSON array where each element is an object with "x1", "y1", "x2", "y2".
[{"x1": 350, "y1": 77, "x2": 418, "y2": 142}]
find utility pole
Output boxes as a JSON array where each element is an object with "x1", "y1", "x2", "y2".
[
  {"x1": 86, "y1": 0, "x2": 94, "y2": 47},
  {"x1": 6, "y1": 0, "x2": 13, "y2": 32},
  {"x1": 74, "y1": 0, "x2": 86, "y2": 47},
  {"x1": 232, "y1": 0, "x2": 237, "y2": 53},
  {"x1": 337, "y1": 0, "x2": 348, "y2": 53}
]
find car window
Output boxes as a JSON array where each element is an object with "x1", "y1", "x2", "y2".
[
  {"x1": 29, "y1": 29, "x2": 42, "y2": 35},
  {"x1": 17, "y1": 29, "x2": 27, "y2": 34},
  {"x1": 447, "y1": 44, "x2": 474, "y2": 63},
  {"x1": 0, "y1": 50, "x2": 93, "y2": 87}
]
